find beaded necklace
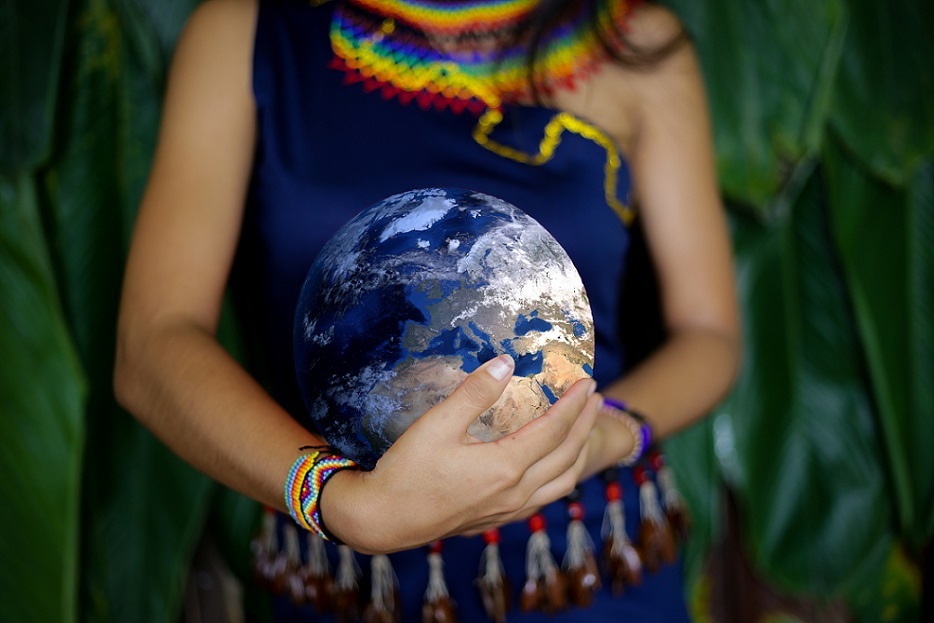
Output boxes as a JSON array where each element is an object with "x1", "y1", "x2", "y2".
[{"x1": 328, "y1": 0, "x2": 637, "y2": 224}]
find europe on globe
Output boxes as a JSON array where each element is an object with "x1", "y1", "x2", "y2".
[{"x1": 294, "y1": 188, "x2": 594, "y2": 469}]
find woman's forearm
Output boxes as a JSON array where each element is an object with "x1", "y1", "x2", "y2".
[
  {"x1": 114, "y1": 319, "x2": 313, "y2": 512},
  {"x1": 114, "y1": 320, "x2": 604, "y2": 554},
  {"x1": 603, "y1": 325, "x2": 741, "y2": 439}
]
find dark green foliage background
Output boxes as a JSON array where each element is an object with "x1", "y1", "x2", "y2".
[{"x1": 1, "y1": 0, "x2": 931, "y2": 621}]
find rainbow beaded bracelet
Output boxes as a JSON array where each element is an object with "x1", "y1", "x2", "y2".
[
  {"x1": 600, "y1": 397, "x2": 653, "y2": 466},
  {"x1": 285, "y1": 448, "x2": 358, "y2": 542}
]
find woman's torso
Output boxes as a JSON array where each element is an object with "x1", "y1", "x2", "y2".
[{"x1": 237, "y1": 1, "x2": 688, "y2": 621}]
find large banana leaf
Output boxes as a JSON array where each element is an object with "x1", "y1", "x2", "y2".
[
  {"x1": 665, "y1": 0, "x2": 846, "y2": 211},
  {"x1": 31, "y1": 0, "x2": 213, "y2": 620},
  {"x1": 667, "y1": 0, "x2": 932, "y2": 608},
  {"x1": 4, "y1": 0, "x2": 218, "y2": 621},
  {"x1": 830, "y1": 0, "x2": 934, "y2": 185},
  {"x1": 0, "y1": 174, "x2": 86, "y2": 623},
  {"x1": 2, "y1": 0, "x2": 932, "y2": 621},
  {"x1": 717, "y1": 162, "x2": 892, "y2": 595},
  {"x1": 663, "y1": 418, "x2": 723, "y2": 595},
  {"x1": 824, "y1": 142, "x2": 934, "y2": 551},
  {"x1": 0, "y1": 0, "x2": 70, "y2": 172}
]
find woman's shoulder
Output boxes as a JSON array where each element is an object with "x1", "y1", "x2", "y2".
[
  {"x1": 158, "y1": 0, "x2": 258, "y2": 159},
  {"x1": 623, "y1": 1, "x2": 685, "y2": 53},
  {"x1": 180, "y1": 0, "x2": 258, "y2": 46},
  {"x1": 169, "y1": 0, "x2": 258, "y2": 92},
  {"x1": 552, "y1": 3, "x2": 698, "y2": 155}
]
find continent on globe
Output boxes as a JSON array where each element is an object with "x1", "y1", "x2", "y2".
[{"x1": 294, "y1": 188, "x2": 594, "y2": 469}]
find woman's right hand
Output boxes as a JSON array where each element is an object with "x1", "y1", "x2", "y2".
[{"x1": 319, "y1": 354, "x2": 602, "y2": 554}]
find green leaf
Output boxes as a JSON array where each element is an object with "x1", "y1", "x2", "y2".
[
  {"x1": 665, "y1": 0, "x2": 847, "y2": 210},
  {"x1": 0, "y1": 0, "x2": 70, "y2": 172},
  {"x1": 830, "y1": 0, "x2": 934, "y2": 185},
  {"x1": 121, "y1": 0, "x2": 202, "y2": 63},
  {"x1": 80, "y1": 433, "x2": 213, "y2": 623},
  {"x1": 209, "y1": 488, "x2": 262, "y2": 581},
  {"x1": 718, "y1": 161, "x2": 892, "y2": 595},
  {"x1": 663, "y1": 417, "x2": 722, "y2": 585},
  {"x1": 0, "y1": 173, "x2": 86, "y2": 623},
  {"x1": 850, "y1": 544, "x2": 921, "y2": 623},
  {"x1": 824, "y1": 141, "x2": 934, "y2": 549},
  {"x1": 35, "y1": 1, "x2": 214, "y2": 620}
]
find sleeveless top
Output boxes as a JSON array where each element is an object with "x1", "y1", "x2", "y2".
[{"x1": 236, "y1": 1, "x2": 689, "y2": 621}]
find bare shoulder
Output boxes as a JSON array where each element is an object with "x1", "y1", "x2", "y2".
[
  {"x1": 183, "y1": 0, "x2": 257, "y2": 33},
  {"x1": 174, "y1": 0, "x2": 258, "y2": 67},
  {"x1": 621, "y1": 4, "x2": 705, "y2": 106},
  {"x1": 163, "y1": 0, "x2": 258, "y2": 123},
  {"x1": 610, "y1": 3, "x2": 709, "y2": 144},
  {"x1": 623, "y1": 1, "x2": 685, "y2": 52},
  {"x1": 553, "y1": 3, "x2": 698, "y2": 156},
  {"x1": 147, "y1": 0, "x2": 260, "y2": 221},
  {"x1": 612, "y1": 3, "x2": 703, "y2": 106}
]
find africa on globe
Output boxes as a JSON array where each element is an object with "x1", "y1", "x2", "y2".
[{"x1": 294, "y1": 188, "x2": 594, "y2": 470}]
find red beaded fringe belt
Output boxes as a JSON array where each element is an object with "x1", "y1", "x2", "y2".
[{"x1": 252, "y1": 448, "x2": 689, "y2": 622}]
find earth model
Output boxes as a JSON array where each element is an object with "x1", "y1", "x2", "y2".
[{"x1": 294, "y1": 188, "x2": 594, "y2": 470}]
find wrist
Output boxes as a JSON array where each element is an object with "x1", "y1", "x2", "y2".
[
  {"x1": 317, "y1": 467, "x2": 400, "y2": 555},
  {"x1": 589, "y1": 414, "x2": 632, "y2": 475},
  {"x1": 283, "y1": 449, "x2": 359, "y2": 544},
  {"x1": 316, "y1": 467, "x2": 360, "y2": 547},
  {"x1": 600, "y1": 397, "x2": 653, "y2": 466}
]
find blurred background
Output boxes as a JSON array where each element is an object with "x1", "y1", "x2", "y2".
[{"x1": 1, "y1": 0, "x2": 931, "y2": 621}]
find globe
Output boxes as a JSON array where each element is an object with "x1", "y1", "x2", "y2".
[{"x1": 294, "y1": 188, "x2": 594, "y2": 470}]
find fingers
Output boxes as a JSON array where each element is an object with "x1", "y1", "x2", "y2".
[
  {"x1": 362, "y1": 372, "x2": 602, "y2": 547},
  {"x1": 429, "y1": 354, "x2": 515, "y2": 434},
  {"x1": 522, "y1": 428, "x2": 594, "y2": 508},
  {"x1": 458, "y1": 412, "x2": 599, "y2": 535},
  {"x1": 497, "y1": 377, "x2": 597, "y2": 466},
  {"x1": 495, "y1": 387, "x2": 601, "y2": 511}
]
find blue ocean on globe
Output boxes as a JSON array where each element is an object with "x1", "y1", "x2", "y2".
[{"x1": 294, "y1": 188, "x2": 594, "y2": 469}]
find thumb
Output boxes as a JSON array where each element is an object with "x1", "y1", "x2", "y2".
[{"x1": 435, "y1": 354, "x2": 515, "y2": 432}]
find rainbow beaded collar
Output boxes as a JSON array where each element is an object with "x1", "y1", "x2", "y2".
[
  {"x1": 328, "y1": 0, "x2": 637, "y2": 224},
  {"x1": 330, "y1": 0, "x2": 634, "y2": 113}
]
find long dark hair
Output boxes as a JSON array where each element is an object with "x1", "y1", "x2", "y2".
[{"x1": 514, "y1": 0, "x2": 689, "y2": 101}]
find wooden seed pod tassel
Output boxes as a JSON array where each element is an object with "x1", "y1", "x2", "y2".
[
  {"x1": 334, "y1": 545, "x2": 362, "y2": 623},
  {"x1": 634, "y1": 466, "x2": 677, "y2": 573},
  {"x1": 520, "y1": 514, "x2": 566, "y2": 614},
  {"x1": 476, "y1": 529, "x2": 510, "y2": 623},
  {"x1": 364, "y1": 554, "x2": 401, "y2": 623},
  {"x1": 650, "y1": 450, "x2": 691, "y2": 544},
  {"x1": 422, "y1": 541, "x2": 457, "y2": 623},
  {"x1": 303, "y1": 532, "x2": 334, "y2": 612},
  {"x1": 563, "y1": 498, "x2": 602, "y2": 607},
  {"x1": 251, "y1": 507, "x2": 279, "y2": 590},
  {"x1": 600, "y1": 478, "x2": 643, "y2": 594},
  {"x1": 280, "y1": 524, "x2": 306, "y2": 604}
]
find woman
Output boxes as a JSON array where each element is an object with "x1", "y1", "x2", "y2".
[{"x1": 114, "y1": 0, "x2": 740, "y2": 620}]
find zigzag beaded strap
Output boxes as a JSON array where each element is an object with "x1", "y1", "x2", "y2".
[
  {"x1": 285, "y1": 450, "x2": 359, "y2": 542},
  {"x1": 600, "y1": 397, "x2": 652, "y2": 466}
]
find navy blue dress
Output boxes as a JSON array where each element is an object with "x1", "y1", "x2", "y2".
[{"x1": 234, "y1": 1, "x2": 690, "y2": 621}]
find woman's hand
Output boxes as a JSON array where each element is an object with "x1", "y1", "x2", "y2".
[{"x1": 319, "y1": 354, "x2": 603, "y2": 554}]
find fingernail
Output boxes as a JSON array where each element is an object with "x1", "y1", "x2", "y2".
[
  {"x1": 486, "y1": 354, "x2": 514, "y2": 381},
  {"x1": 588, "y1": 380, "x2": 597, "y2": 396}
]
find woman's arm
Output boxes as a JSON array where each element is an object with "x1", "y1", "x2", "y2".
[
  {"x1": 114, "y1": 0, "x2": 603, "y2": 555},
  {"x1": 603, "y1": 5, "x2": 742, "y2": 439},
  {"x1": 113, "y1": 0, "x2": 291, "y2": 505},
  {"x1": 560, "y1": 4, "x2": 740, "y2": 477}
]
